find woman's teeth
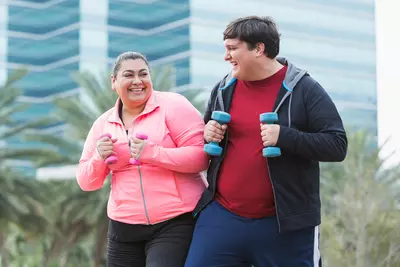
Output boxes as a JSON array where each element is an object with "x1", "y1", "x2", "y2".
[{"x1": 128, "y1": 88, "x2": 144, "y2": 92}]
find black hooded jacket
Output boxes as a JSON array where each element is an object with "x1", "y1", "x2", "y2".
[{"x1": 194, "y1": 57, "x2": 348, "y2": 232}]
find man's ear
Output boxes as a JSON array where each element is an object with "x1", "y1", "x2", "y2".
[{"x1": 255, "y1": 42, "x2": 266, "y2": 57}]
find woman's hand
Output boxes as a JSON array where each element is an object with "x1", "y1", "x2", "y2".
[
  {"x1": 130, "y1": 136, "x2": 146, "y2": 159},
  {"x1": 96, "y1": 136, "x2": 117, "y2": 159}
]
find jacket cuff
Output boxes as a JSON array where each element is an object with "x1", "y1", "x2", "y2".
[
  {"x1": 138, "y1": 140, "x2": 158, "y2": 161},
  {"x1": 276, "y1": 125, "x2": 299, "y2": 153}
]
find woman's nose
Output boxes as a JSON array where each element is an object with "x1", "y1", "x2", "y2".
[{"x1": 131, "y1": 76, "x2": 141, "y2": 84}]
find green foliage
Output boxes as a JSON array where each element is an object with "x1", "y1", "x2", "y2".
[
  {"x1": 0, "y1": 69, "x2": 53, "y2": 267},
  {"x1": 320, "y1": 130, "x2": 400, "y2": 267}
]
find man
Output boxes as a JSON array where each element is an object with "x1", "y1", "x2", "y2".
[{"x1": 184, "y1": 16, "x2": 347, "y2": 267}]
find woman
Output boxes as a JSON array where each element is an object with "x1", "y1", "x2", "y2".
[{"x1": 76, "y1": 51, "x2": 209, "y2": 267}]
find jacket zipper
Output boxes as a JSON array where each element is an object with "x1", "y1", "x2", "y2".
[
  {"x1": 266, "y1": 160, "x2": 281, "y2": 232},
  {"x1": 138, "y1": 166, "x2": 150, "y2": 224},
  {"x1": 126, "y1": 123, "x2": 151, "y2": 224}
]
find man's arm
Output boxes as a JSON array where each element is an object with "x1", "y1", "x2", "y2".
[{"x1": 276, "y1": 81, "x2": 348, "y2": 162}]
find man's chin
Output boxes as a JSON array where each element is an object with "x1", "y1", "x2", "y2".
[{"x1": 231, "y1": 69, "x2": 240, "y2": 79}]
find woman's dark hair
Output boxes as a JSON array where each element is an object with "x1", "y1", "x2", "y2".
[
  {"x1": 223, "y1": 16, "x2": 281, "y2": 59},
  {"x1": 112, "y1": 52, "x2": 149, "y2": 76}
]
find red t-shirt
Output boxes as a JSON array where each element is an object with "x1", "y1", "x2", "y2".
[{"x1": 215, "y1": 66, "x2": 287, "y2": 218}]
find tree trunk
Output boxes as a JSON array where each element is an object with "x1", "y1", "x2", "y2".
[
  {"x1": 59, "y1": 252, "x2": 68, "y2": 267},
  {"x1": 93, "y1": 222, "x2": 108, "y2": 267},
  {"x1": 0, "y1": 231, "x2": 9, "y2": 267}
]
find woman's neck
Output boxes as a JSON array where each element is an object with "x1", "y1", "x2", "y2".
[
  {"x1": 120, "y1": 101, "x2": 146, "y2": 129},
  {"x1": 123, "y1": 105, "x2": 145, "y2": 117}
]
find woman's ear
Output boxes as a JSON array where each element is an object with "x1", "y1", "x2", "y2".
[{"x1": 111, "y1": 75, "x2": 116, "y2": 91}]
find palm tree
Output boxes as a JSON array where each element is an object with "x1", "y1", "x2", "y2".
[
  {"x1": 320, "y1": 129, "x2": 400, "y2": 267},
  {"x1": 0, "y1": 69, "x2": 53, "y2": 162},
  {"x1": 0, "y1": 69, "x2": 50, "y2": 267}
]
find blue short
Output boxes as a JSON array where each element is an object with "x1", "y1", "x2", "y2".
[{"x1": 184, "y1": 201, "x2": 321, "y2": 267}]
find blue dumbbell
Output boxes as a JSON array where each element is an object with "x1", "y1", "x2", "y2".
[
  {"x1": 204, "y1": 111, "x2": 231, "y2": 156},
  {"x1": 260, "y1": 112, "x2": 281, "y2": 157}
]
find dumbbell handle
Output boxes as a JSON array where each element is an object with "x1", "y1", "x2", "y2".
[
  {"x1": 129, "y1": 133, "x2": 148, "y2": 165},
  {"x1": 259, "y1": 112, "x2": 281, "y2": 157},
  {"x1": 99, "y1": 133, "x2": 118, "y2": 165}
]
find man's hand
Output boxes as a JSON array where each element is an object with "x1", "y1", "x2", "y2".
[
  {"x1": 204, "y1": 120, "x2": 227, "y2": 143},
  {"x1": 130, "y1": 136, "x2": 146, "y2": 159},
  {"x1": 260, "y1": 124, "x2": 280, "y2": 147}
]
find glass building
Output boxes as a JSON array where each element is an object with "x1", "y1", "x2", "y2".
[
  {"x1": 188, "y1": 0, "x2": 377, "y2": 133},
  {"x1": 0, "y1": 0, "x2": 376, "y2": 172}
]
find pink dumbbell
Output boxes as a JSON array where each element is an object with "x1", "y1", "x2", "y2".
[
  {"x1": 129, "y1": 132, "x2": 148, "y2": 165},
  {"x1": 99, "y1": 133, "x2": 118, "y2": 165}
]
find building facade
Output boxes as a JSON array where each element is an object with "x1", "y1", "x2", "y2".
[{"x1": 0, "y1": 0, "x2": 377, "y2": 175}]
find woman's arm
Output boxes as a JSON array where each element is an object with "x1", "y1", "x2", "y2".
[
  {"x1": 139, "y1": 93, "x2": 209, "y2": 173},
  {"x1": 76, "y1": 119, "x2": 111, "y2": 191}
]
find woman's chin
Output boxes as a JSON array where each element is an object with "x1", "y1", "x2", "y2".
[{"x1": 127, "y1": 95, "x2": 146, "y2": 102}]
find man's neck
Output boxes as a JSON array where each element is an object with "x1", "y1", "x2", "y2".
[{"x1": 248, "y1": 59, "x2": 284, "y2": 81}]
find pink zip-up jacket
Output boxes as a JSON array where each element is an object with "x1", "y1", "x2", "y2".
[{"x1": 76, "y1": 91, "x2": 209, "y2": 225}]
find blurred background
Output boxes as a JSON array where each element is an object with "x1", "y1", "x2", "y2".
[{"x1": 0, "y1": 0, "x2": 399, "y2": 266}]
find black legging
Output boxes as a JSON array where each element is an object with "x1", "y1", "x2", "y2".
[{"x1": 107, "y1": 213, "x2": 195, "y2": 267}]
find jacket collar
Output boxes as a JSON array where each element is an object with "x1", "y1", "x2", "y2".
[{"x1": 107, "y1": 90, "x2": 159, "y2": 124}]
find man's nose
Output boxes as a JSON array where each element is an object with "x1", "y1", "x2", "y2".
[{"x1": 224, "y1": 51, "x2": 231, "y2": 61}]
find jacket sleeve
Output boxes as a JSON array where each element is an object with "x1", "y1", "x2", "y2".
[
  {"x1": 138, "y1": 94, "x2": 209, "y2": 173},
  {"x1": 276, "y1": 81, "x2": 348, "y2": 162},
  {"x1": 76, "y1": 119, "x2": 111, "y2": 191},
  {"x1": 203, "y1": 82, "x2": 220, "y2": 124}
]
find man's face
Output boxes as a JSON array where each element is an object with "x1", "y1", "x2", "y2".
[{"x1": 224, "y1": 38, "x2": 257, "y2": 81}]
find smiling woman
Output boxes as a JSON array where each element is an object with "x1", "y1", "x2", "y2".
[
  {"x1": 111, "y1": 52, "x2": 151, "y2": 107},
  {"x1": 76, "y1": 51, "x2": 209, "y2": 267}
]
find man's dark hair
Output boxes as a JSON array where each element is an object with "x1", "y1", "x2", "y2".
[{"x1": 223, "y1": 16, "x2": 280, "y2": 59}]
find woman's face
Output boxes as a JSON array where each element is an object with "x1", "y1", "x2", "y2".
[{"x1": 111, "y1": 59, "x2": 153, "y2": 107}]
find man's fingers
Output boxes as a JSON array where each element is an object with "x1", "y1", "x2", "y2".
[
  {"x1": 211, "y1": 136, "x2": 224, "y2": 142},
  {"x1": 209, "y1": 120, "x2": 225, "y2": 130},
  {"x1": 204, "y1": 120, "x2": 228, "y2": 143},
  {"x1": 208, "y1": 123, "x2": 227, "y2": 134},
  {"x1": 207, "y1": 129, "x2": 223, "y2": 138}
]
